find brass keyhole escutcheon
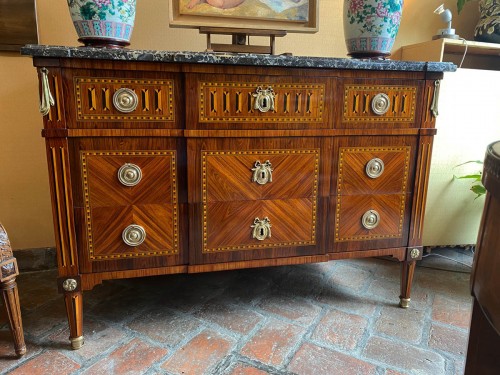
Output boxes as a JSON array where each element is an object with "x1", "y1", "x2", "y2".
[
  {"x1": 253, "y1": 86, "x2": 275, "y2": 113},
  {"x1": 252, "y1": 160, "x2": 273, "y2": 185},
  {"x1": 251, "y1": 217, "x2": 272, "y2": 241}
]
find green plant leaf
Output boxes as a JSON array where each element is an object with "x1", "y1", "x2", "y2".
[
  {"x1": 457, "y1": 0, "x2": 469, "y2": 14},
  {"x1": 454, "y1": 160, "x2": 483, "y2": 168},
  {"x1": 455, "y1": 174, "x2": 482, "y2": 181},
  {"x1": 471, "y1": 184, "x2": 486, "y2": 199}
]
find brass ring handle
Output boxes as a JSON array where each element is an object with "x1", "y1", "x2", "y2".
[
  {"x1": 252, "y1": 86, "x2": 275, "y2": 113},
  {"x1": 118, "y1": 163, "x2": 142, "y2": 186},
  {"x1": 251, "y1": 160, "x2": 273, "y2": 185},
  {"x1": 371, "y1": 93, "x2": 390, "y2": 115},
  {"x1": 113, "y1": 88, "x2": 138, "y2": 113},
  {"x1": 122, "y1": 225, "x2": 146, "y2": 246},
  {"x1": 365, "y1": 158, "x2": 385, "y2": 178},
  {"x1": 251, "y1": 217, "x2": 272, "y2": 241},
  {"x1": 362, "y1": 210, "x2": 380, "y2": 230},
  {"x1": 39, "y1": 68, "x2": 55, "y2": 116}
]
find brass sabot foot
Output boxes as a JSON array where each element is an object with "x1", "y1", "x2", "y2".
[{"x1": 70, "y1": 336, "x2": 84, "y2": 350}]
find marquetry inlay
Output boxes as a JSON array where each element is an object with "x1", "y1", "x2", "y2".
[
  {"x1": 336, "y1": 146, "x2": 411, "y2": 241},
  {"x1": 49, "y1": 146, "x2": 77, "y2": 268},
  {"x1": 201, "y1": 150, "x2": 319, "y2": 253},
  {"x1": 343, "y1": 85, "x2": 417, "y2": 122},
  {"x1": 199, "y1": 82, "x2": 325, "y2": 123},
  {"x1": 412, "y1": 142, "x2": 432, "y2": 241},
  {"x1": 75, "y1": 78, "x2": 175, "y2": 121},
  {"x1": 81, "y1": 151, "x2": 179, "y2": 260}
]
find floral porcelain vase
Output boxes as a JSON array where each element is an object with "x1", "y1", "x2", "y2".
[
  {"x1": 67, "y1": 0, "x2": 136, "y2": 48},
  {"x1": 344, "y1": 0, "x2": 404, "y2": 58}
]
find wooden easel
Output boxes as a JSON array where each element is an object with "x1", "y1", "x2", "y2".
[{"x1": 199, "y1": 27, "x2": 287, "y2": 55}]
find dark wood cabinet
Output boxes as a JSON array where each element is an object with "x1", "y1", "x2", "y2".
[{"x1": 25, "y1": 48, "x2": 452, "y2": 349}]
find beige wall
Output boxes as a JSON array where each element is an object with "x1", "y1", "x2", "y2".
[{"x1": 0, "y1": 0, "x2": 478, "y2": 249}]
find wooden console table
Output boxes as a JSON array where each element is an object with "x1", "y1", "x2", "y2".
[{"x1": 22, "y1": 45, "x2": 455, "y2": 349}]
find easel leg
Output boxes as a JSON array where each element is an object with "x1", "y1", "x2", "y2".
[{"x1": 1, "y1": 278, "x2": 26, "y2": 356}]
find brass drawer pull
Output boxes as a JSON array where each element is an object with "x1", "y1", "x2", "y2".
[
  {"x1": 371, "y1": 93, "x2": 390, "y2": 115},
  {"x1": 113, "y1": 88, "x2": 138, "y2": 113},
  {"x1": 251, "y1": 217, "x2": 272, "y2": 241},
  {"x1": 39, "y1": 68, "x2": 55, "y2": 116},
  {"x1": 122, "y1": 225, "x2": 146, "y2": 246},
  {"x1": 253, "y1": 86, "x2": 275, "y2": 113},
  {"x1": 362, "y1": 210, "x2": 380, "y2": 230},
  {"x1": 365, "y1": 158, "x2": 385, "y2": 178},
  {"x1": 118, "y1": 163, "x2": 142, "y2": 186},
  {"x1": 251, "y1": 160, "x2": 273, "y2": 185}
]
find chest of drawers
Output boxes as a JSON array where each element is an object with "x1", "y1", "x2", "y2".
[{"x1": 23, "y1": 46, "x2": 454, "y2": 349}]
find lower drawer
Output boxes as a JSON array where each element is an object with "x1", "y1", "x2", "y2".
[
  {"x1": 89, "y1": 204, "x2": 178, "y2": 260},
  {"x1": 334, "y1": 193, "x2": 408, "y2": 243},
  {"x1": 204, "y1": 198, "x2": 316, "y2": 253}
]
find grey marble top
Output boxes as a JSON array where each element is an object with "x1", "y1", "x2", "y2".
[{"x1": 21, "y1": 45, "x2": 456, "y2": 73}]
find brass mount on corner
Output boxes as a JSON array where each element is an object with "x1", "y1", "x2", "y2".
[{"x1": 199, "y1": 27, "x2": 289, "y2": 55}]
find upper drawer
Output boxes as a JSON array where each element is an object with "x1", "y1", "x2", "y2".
[
  {"x1": 64, "y1": 69, "x2": 182, "y2": 128},
  {"x1": 81, "y1": 151, "x2": 177, "y2": 207},
  {"x1": 337, "y1": 146, "x2": 411, "y2": 195},
  {"x1": 187, "y1": 74, "x2": 332, "y2": 129},
  {"x1": 339, "y1": 79, "x2": 423, "y2": 128},
  {"x1": 203, "y1": 149, "x2": 319, "y2": 202}
]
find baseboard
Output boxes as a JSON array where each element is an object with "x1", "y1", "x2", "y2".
[{"x1": 13, "y1": 247, "x2": 57, "y2": 272}]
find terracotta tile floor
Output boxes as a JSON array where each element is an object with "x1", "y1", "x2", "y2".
[{"x1": 0, "y1": 253, "x2": 473, "y2": 375}]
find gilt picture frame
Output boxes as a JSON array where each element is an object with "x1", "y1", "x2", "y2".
[{"x1": 169, "y1": 0, "x2": 318, "y2": 33}]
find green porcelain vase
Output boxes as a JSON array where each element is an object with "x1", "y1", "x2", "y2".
[{"x1": 67, "y1": 0, "x2": 136, "y2": 48}]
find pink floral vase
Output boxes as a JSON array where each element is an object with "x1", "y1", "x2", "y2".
[
  {"x1": 344, "y1": 0, "x2": 404, "y2": 58},
  {"x1": 67, "y1": 0, "x2": 136, "y2": 48}
]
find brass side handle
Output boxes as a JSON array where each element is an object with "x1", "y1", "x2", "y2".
[
  {"x1": 371, "y1": 93, "x2": 390, "y2": 115},
  {"x1": 251, "y1": 160, "x2": 273, "y2": 185},
  {"x1": 365, "y1": 158, "x2": 385, "y2": 178},
  {"x1": 251, "y1": 217, "x2": 272, "y2": 241},
  {"x1": 362, "y1": 210, "x2": 380, "y2": 230},
  {"x1": 252, "y1": 86, "x2": 275, "y2": 113},
  {"x1": 430, "y1": 80, "x2": 441, "y2": 117},
  {"x1": 39, "y1": 67, "x2": 55, "y2": 116},
  {"x1": 113, "y1": 88, "x2": 138, "y2": 113},
  {"x1": 118, "y1": 163, "x2": 142, "y2": 187},
  {"x1": 122, "y1": 225, "x2": 146, "y2": 246}
]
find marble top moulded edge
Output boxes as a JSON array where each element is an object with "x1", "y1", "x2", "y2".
[{"x1": 20, "y1": 45, "x2": 457, "y2": 73}]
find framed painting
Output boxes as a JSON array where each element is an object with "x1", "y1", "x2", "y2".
[
  {"x1": 0, "y1": 0, "x2": 38, "y2": 51},
  {"x1": 169, "y1": 0, "x2": 318, "y2": 33}
]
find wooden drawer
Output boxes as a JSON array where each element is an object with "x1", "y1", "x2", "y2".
[
  {"x1": 81, "y1": 151, "x2": 180, "y2": 261},
  {"x1": 340, "y1": 79, "x2": 422, "y2": 128},
  {"x1": 203, "y1": 150, "x2": 319, "y2": 202},
  {"x1": 204, "y1": 198, "x2": 316, "y2": 253},
  {"x1": 337, "y1": 146, "x2": 411, "y2": 195},
  {"x1": 187, "y1": 74, "x2": 331, "y2": 129},
  {"x1": 334, "y1": 194, "x2": 407, "y2": 243},
  {"x1": 75, "y1": 77, "x2": 176, "y2": 122}
]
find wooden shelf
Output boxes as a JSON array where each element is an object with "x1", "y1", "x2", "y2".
[{"x1": 399, "y1": 38, "x2": 500, "y2": 70}]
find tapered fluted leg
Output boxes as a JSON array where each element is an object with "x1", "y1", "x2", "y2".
[
  {"x1": 64, "y1": 291, "x2": 84, "y2": 350},
  {"x1": 400, "y1": 260, "x2": 416, "y2": 308},
  {"x1": 1, "y1": 278, "x2": 26, "y2": 356}
]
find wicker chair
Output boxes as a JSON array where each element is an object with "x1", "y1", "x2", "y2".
[{"x1": 0, "y1": 223, "x2": 26, "y2": 357}]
